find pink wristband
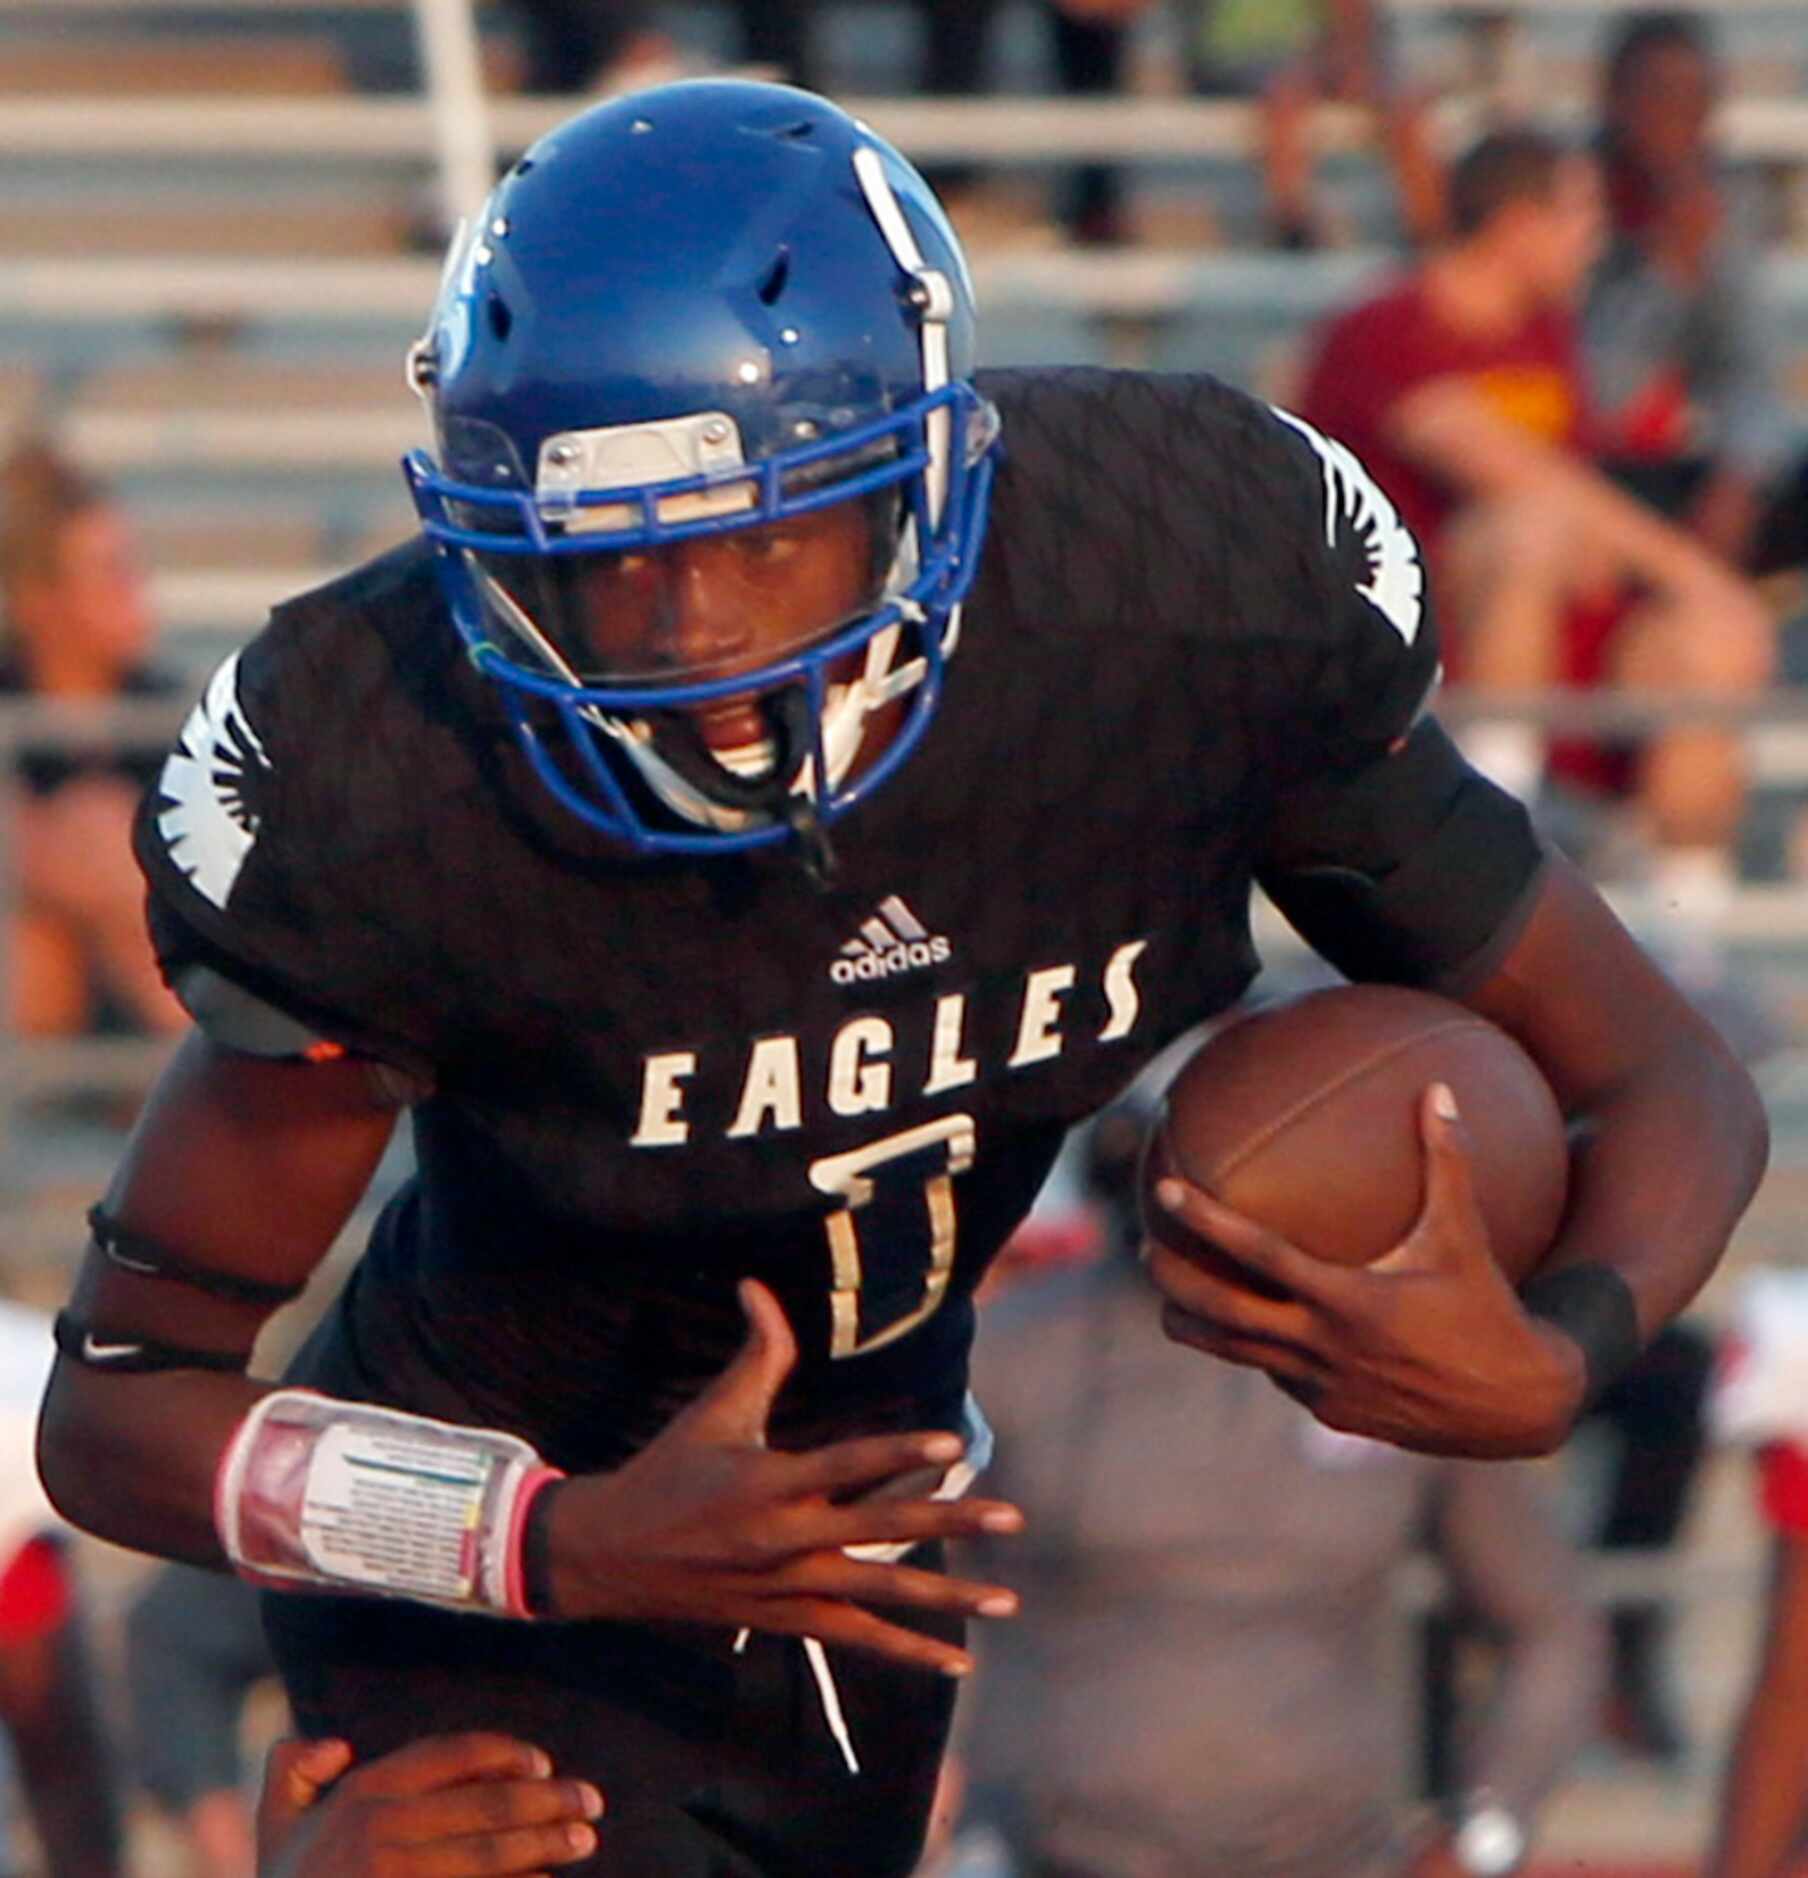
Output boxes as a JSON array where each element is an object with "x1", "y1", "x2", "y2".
[{"x1": 503, "y1": 1465, "x2": 567, "y2": 1619}]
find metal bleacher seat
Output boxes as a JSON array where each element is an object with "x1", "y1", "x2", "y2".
[
  {"x1": 0, "y1": 195, "x2": 406, "y2": 261},
  {"x1": 63, "y1": 355, "x2": 419, "y2": 464},
  {"x1": 0, "y1": 31, "x2": 349, "y2": 95}
]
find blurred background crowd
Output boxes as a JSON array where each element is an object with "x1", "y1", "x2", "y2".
[{"x1": 2, "y1": 1, "x2": 1808, "y2": 1872}]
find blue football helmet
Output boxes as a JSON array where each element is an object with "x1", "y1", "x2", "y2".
[{"x1": 403, "y1": 80, "x2": 1000, "y2": 863}]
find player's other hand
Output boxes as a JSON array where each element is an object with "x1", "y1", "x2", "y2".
[
  {"x1": 1142, "y1": 1084, "x2": 1586, "y2": 1459},
  {"x1": 257, "y1": 1733, "x2": 603, "y2": 1878},
  {"x1": 540, "y1": 1278, "x2": 1024, "y2": 1674}
]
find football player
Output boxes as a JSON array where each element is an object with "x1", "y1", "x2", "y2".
[{"x1": 39, "y1": 80, "x2": 1764, "y2": 1876}]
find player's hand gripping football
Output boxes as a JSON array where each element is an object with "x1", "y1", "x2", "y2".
[
  {"x1": 1143, "y1": 1084, "x2": 1587, "y2": 1459},
  {"x1": 257, "y1": 1733, "x2": 604, "y2": 1878},
  {"x1": 538, "y1": 1279, "x2": 1023, "y2": 1673}
]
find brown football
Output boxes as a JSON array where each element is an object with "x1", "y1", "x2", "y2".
[{"x1": 1141, "y1": 984, "x2": 1569, "y2": 1287}]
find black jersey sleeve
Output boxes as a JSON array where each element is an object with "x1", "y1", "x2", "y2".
[
  {"x1": 1262, "y1": 404, "x2": 1443, "y2": 769},
  {"x1": 133, "y1": 634, "x2": 436, "y2": 1083},
  {"x1": 1258, "y1": 717, "x2": 1546, "y2": 993},
  {"x1": 1251, "y1": 406, "x2": 1544, "y2": 991}
]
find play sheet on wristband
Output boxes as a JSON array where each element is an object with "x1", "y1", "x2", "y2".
[{"x1": 299, "y1": 1423, "x2": 495, "y2": 1600}]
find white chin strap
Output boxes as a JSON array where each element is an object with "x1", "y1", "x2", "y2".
[
  {"x1": 596, "y1": 603, "x2": 927, "y2": 834},
  {"x1": 595, "y1": 717, "x2": 766, "y2": 834}
]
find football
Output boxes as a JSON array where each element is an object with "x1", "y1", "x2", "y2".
[{"x1": 1141, "y1": 983, "x2": 1569, "y2": 1287}]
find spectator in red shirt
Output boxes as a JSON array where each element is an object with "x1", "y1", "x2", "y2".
[
  {"x1": 1297, "y1": 132, "x2": 1595, "y2": 559},
  {"x1": 1298, "y1": 128, "x2": 1771, "y2": 979}
]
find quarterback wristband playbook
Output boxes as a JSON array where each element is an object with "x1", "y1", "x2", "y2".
[
  {"x1": 214, "y1": 1390, "x2": 564, "y2": 1618},
  {"x1": 1519, "y1": 1263, "x2": 1641, "y2": 1411}
]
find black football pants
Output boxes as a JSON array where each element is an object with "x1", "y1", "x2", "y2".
[{"x1": 262, "y1": 1568, "x2": 960, "y2": 1877}]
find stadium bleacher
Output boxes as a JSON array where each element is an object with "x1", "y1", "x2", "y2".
[{"x1": 3, "y1": 2, "x2": 1803, "y2": 672}]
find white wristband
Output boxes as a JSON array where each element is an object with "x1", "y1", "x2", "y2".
[{"x1": 214, "y1": 1389, "x2": 563, "y2": 1618}]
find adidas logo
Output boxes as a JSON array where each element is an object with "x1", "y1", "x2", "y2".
[{"x1": 831, "y1": 895, "x2": 953, "y2": 986}]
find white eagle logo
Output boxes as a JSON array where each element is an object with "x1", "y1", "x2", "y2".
[
  {"x1": 1271, "y1": 407, "x2": 1425, "y2": 647},
  {"x1": 155, "y1": 652, "x2": 272, "y2": 910}
]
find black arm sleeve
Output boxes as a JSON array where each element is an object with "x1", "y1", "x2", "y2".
[
  {"x1": 1258, "y1": 717, "x2": 1546, "y2": 993},
  {"x1": 144, "y1": 891, "x2": 435, "y2": 1099}
]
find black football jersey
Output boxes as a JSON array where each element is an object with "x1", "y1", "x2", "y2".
[{"x1": 134, "y1": 368, "x2": 1538, "y2": 1468}]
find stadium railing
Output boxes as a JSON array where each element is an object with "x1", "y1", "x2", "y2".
[{"x1": 10, "y1": 90, "x2": 1808, "y2": 166}]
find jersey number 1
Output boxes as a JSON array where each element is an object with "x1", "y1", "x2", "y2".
[{"x1": 808, "y1": 1115, "x2": 976, "y2": 1360}]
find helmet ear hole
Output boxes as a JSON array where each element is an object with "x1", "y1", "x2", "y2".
[
  {"x1": 487, "y1": 295, "x2": 514, "y2": 343},
  {"x1": 757, "y1": 249, "x2": 791, "y2": 307}
]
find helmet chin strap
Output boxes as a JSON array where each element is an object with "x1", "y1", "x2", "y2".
[
  {"x1": 629, "y1": 687, "x2": 841, "y2": 886},
  {"x1": 635, "y1": 686, "x2": 813, "y2": 815},
  {"x1": 596, "y1": 617, "x2": 912, "y2": 834},
  {"x1": 599, "y1": 692, "x2": 838, "y2": 885}
]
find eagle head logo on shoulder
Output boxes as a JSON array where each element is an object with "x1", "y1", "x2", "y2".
[
  {"x1": 1270, "y1": 406, "x2": 1425, "y2": 647},
  {"x1": 156, "y1": 652, "x2": 274, "y2": 910}
]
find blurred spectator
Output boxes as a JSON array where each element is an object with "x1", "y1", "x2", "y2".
[
  {"x1": 0, "y1": 438, "x2": 186, "y2": 1038},
  {"x1": 1179, "y1": 0, "x2": 1446, "y2": 249},
  {"x1": 504, "y1": 2, "x2": 818, "y2": 95},
  {"x1": 125, "y1": 1565, "x2": 281, "y2": 1878},
  {"x1": 504, "y1": 1, "x2": 677, "y2": 95},
  {"x1": 1422, "y1": 1318, "x2": 1715, "y2": 1786},
  {"x1": 1704, "y1": 1268, "x2": 1808, "y2": 1876},
  {"x1": 726, "y1": 4, "x2": 820, "y2": 90},
  {"x1": 0, "y1": 1297, "x2": 124, "y2": 1878},
  {"x1": 1586, "y1": 12, "x2": 1808, "y2": 577},
  {"x1": 1296, "y1": 130, "x2": 1773, "y2": 981},
  {"x1": 909, "y1": 2, "x2": 1152, "y2": 246},
  {"x1": 1588, "y1": 1319, "x2": 1716, "y2": 1765},
  {"x1": 952, "y1": 1105, "x2": 1602, "y2": 1878}
]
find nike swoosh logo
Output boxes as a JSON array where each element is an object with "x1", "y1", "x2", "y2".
[{"x1": 82, "y1": 1335, "x2": 144, "y2": 1362}]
